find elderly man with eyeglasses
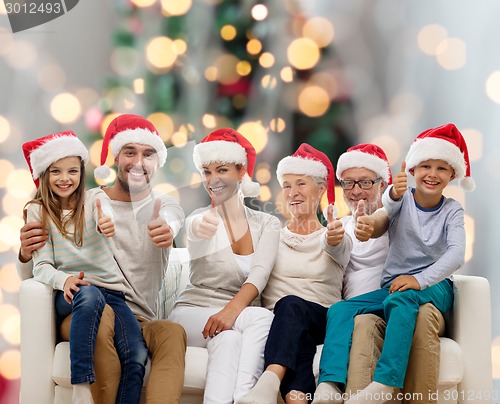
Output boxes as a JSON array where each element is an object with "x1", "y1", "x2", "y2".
[{"x1": 314, "y1": 144, "x2": 444, "y2": 404}]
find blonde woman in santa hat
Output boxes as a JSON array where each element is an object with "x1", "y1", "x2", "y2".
[
  {"x1": 314, "y1": 123, "x2": 474, "y2": 404},
  {"x1": 22, "y1": 132, "x2": 148, "y2": 404},
  {"x1": 238, "y1": 143, "x2": 350, "y2": 404},
  {"x1": 168, "y1": 128, "x2": 281, "y2": 404}
]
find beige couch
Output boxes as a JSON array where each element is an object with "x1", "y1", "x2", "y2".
[{"x1": 20, "y1": 248, "x2": 493, "y2": 404}]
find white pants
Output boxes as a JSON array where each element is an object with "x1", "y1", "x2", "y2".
[{"x1": 169, "y1": 305, "x2": 274, "y2": 404}]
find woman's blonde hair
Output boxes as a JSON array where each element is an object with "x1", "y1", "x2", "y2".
[{"x1": 25, "y1": 158, "x2": 86, "y2": 247}]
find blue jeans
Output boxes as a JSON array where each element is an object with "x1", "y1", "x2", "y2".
[
  {"x1": 264, "y1": 295, "x2": 328, "y2": 399},
  {"x1": 55, "y1": 285, "x2": 148, "y2": 404},
  {"x1": 318, "y1": 279, "x2": 453, "y2": 389}
]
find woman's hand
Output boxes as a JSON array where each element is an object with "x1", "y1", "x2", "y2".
[{"x1": 202, "y1": 306, "x2": 238, "y2": 339}]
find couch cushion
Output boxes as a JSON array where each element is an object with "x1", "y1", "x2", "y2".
[
  {"x1": 438, "y1": 337, "x2": 464, "y2": 386},
  {"x1": 53, "y1": 342, "x2": 71, "y2": 387}
]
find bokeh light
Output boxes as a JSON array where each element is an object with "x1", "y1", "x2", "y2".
[
  {"x1": 0, "y1": 349, "x2": 21, "y2": 380},
  {"x1": 269, "y1": 117, "x2": 286, "y2": 133},
  {"x1": 417, "y1": 24, "x2": 448, "y2": 56},
  {"x1": 89, "y1": 140, "x2": 115, "y2": 168},
  {"x1": 486, "y1": 70, "x2": 500, "y2": 104},
  {"x1": 0, "y1": 160, "x2": 15, "y2": 188},
  {"x1": 202, "y1": 114, "x2": 217, "y2": 128},
  {"x1": 435, "y1": 37, "x2": 466, "y2": 70},
  {"x1": 0, "y1": 216, "x2": 25, "y2": 249},
  {"x1": 302, "y1": 17, "x2": 335, "y2": 48},
  {"x1": 161, "y1": 0, "x2": 192, "y2": 16},
  {"x1": 287, "y1": 38, "x2": 320, "y2": 70},
  {"x1": 259, "y1": 185, "x2": 272, "y2": 202},
  {"x1": 461, "y1": 128, "x2": 483, "y2": 161},
  {"x1": 298, "y1": 86, "x2": 330, "y2": 117},
  {"x1": 50, "y1": 93, "x2": 82, "y2": 124},
  {"x1": 145, "y1": 36, "x2": 178, "y2": 72},
  {"x1": 255, "y1": 164, "x2": 272, "y2": 184},
  {"x1": 153, "y1": 183, "x2": 180, "y2": 201},
  {"x1": 148, "y1": 112, "x2": 175, "y2": 143},
  {"x1": 280, "y1": 67, "x2": 294, "y2": 83},
  {"x1": 237, "y1": 121, "x2": 268, "y2": 153},
  {"x1": 131, "y1": 0, "x2": 155, "y2": 7},
  {"x1": 5, "y1": 40, "x2": 37, "y2": 69},
  {"x1": 6, "y1": 170, "x2": 34, "y2": 199},
  {"x1": 110, "y1": 47, "x2": 140, "y2": 76},
  {"x1": 37, "y1": 63, "x2": 66, "y2": 93},
  {"x1": 221, "y1": 25, "x2": 237, "y2": 41},
  {"x1": 261, "y1": 74, "x2": 277, "y2": 89},
  {"x1": 133, "y1": 78, "x2": 145, "y2": 94},
  {"x1": 251, "y1": 4, "x2": 268, "y2": 21},
  {"x1": 246, "y1": 38, "x2": 262, "y2": 55},
  {"x1": 236, "y1": 61, "x2": 252, "y2": 76}
]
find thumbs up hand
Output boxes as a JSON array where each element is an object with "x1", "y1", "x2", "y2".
[
  {"x1": 148, "y1": 199, "x2": 173, "y2": 248},
  {"x1": 96, "y1": 198, "x2": 115, "y2": 237},
  {"x1": 325, "y1": 204, "x2": 344, "y2": 246},
  {"x1": 192, "y1": 206, "x2": 220, "y2": 240},
  {"x1": 354, "y1": 200, "x2": 376, "y2": 242},
  {"x1": 390, "y1": 161, "x2": 407, "y2": 200}
]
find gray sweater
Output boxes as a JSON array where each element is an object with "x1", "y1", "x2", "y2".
[{"x1": 382, "y1": 187, "x2": 465, "y2": 289}]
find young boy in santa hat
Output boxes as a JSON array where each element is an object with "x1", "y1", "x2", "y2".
[{"x1": 313, "y1": 123, "x2": 474, "y2": 404}]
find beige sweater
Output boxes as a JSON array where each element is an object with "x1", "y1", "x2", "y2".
[
  {"x1": 174, "y1": 205, "x2": 281, "y2": 308},
  {"x1": 261, "y1": 227, "x2": 352, "y2": 310}
]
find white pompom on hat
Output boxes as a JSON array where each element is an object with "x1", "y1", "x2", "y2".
[
  {"x1": 405, "y1": 123, "x2": 475, "y2": 192},
  {"x1": 94, "y1": 114, "x2": 167, "y2": 180},
  {"x1": 193, "y1": 128, "x2": 260, "y2": 197},
  {"x1": 22, "y1": 131, "x2": 89, "y2": 188},
  {"x1": 336, "y1": 143, "x2": 392, "y2": 185}
]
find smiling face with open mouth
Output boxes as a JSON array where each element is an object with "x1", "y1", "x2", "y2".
[
  {"x1": 281, "y1": 174, "x2": 325, "y2": 219},
  {"x1": 48, "y1": 156, "x2": 82, "y2": 209},
  {"x1": 411, "y1": 159, "x2": 455, "y2": 207},
  {"x1": 115, "y1": 143, "x2": 159, "y2": 197},
  {"x1": 201, "y1": 162, "x2": 244, "y2": 205}
]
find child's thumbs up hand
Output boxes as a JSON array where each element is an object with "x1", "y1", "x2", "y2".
[
  {"x1": 96, "y1": 198, "x2": 115, "y2": 237},
  {"x1": 391, "y1": 161, "x2": 407, "y2": 200},
  {"x1": 354, "y1": 200, "x2": 375, "y2": 242},
  {"x1": 148, "y1": 199, "x2": 173, "y2": 248},
  {"x1": 193, "y1": 206, "x2": 220, "y2": 240},
  {"x1": 325, "y1": 204, "x2": 344, "y2": 246}
]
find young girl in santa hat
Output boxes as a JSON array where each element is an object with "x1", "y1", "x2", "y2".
[
  {"x1": 314, "y1": 123, "x2": 474, "y2": 404},
  {"x1": 168, "y1": 128, "x2": 281, "y2": 404},
  {"x1": 23, "y1": 132, "x2": 148, "y2": 404}
]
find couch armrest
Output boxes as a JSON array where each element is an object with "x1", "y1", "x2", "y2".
[
  {"x1": 448, "y1": 275, "x2": 493, "y2": 403},
  {"x1": 20, "y1": 278, "x2": 57, "y2": 404}
]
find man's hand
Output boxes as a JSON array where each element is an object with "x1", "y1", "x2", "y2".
[
  {"x1": 202, "y1": 306, "x2": 238, "y2": 339},
  {"x1": 325, "y1": 204, "x2": 344, "y2": 246},
  {"x1": 354, "y1": 200, "x2": 375, "y2": 242},
  {"x1": 96, "y1": 199, "x2": 115, "y2": 237},
  {"x1": 192, "y1": 208, "x2": 219, "y2": 240},
  {"x1": 63, "y1": 271, "x2": 90, "y2": 304},
  {"x1": 148, "y1": 199, "x2": 173, "y2": 248},
  {"x1": 389, "y1": 275, "x2": 421, "y2": 293},
  {"x1": 390, "y1": 161, "x2": 407, "y2": 200},
  {"x1": 19, "y1": 209, "x2": 48, "y2": 262}
]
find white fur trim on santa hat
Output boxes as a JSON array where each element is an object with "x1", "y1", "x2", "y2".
[
  {"x1": 405, "y1": 137, "x2": 466, "y2": 180},
  {"x1": 193, "y1": 140, "x2": 247, "y2": 169},
  {"x1": 276, "y1": 156, "x2": 328, "y2": 186},
  {"x1": 336, "y1": 150, "x2": 390, "y2": 183},
  {"x1": 30, "y1": 136, "x2": 89, "y2": 180},
  {"x1": 110, "y1": 128, "x2": 167, "y2": 167}
]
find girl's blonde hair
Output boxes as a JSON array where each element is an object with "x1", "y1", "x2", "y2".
[{"x1": 25, "y1": 158, "x2": 86, "y2": 247}]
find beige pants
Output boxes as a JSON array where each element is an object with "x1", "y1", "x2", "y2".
[
  {"x1": 60, "y1": 305, "x2": 187, "y2": 404},
  {"x1": 346, "y1": 303, "x2": 445, "y2": 404}
]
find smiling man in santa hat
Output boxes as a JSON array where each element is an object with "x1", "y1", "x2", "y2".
[{"x1": 18, "y1": 114, "x2": 186, "y2": 404}]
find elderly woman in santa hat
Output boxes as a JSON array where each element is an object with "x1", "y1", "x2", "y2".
[
  {"x1": 238, "y1": 143, "x2": 350, "y2": 404},
  {"x1": 168, "y1": 128, "x2": 281, "y2": 404}
]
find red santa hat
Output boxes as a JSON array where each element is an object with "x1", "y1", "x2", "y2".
[
  {"x1": 94, "y1": 114, "x2": 167, "y2": 180},
  {"x1": 276, "y1": 143, "x2": 336, "y2": 213},
  {"x1": 193, "y1": 128, "x2": 260, "y2": 197},
  {"x1": 405, "y1": 123, "x2": 475, "y2": 191},
  {"x1": 336, "y1": 143, "x2": 392, "y2": 185},
  {"x1": 22, "y1": 131, "x2": 89, "y2": 188}
]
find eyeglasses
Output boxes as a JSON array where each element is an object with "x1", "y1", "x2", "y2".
[{"x1": 339, "y1": 178, "x2": 382, "y2": 190}]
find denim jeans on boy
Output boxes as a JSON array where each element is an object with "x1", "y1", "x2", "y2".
[
  {"x1": 55, "y1": 285, "x2": 148, "y2": 404},
  {"x1": 318, "y1": 279, "x2": 453, "y2": 389}
]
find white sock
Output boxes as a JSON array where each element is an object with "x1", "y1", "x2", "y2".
[
  {"x1": 345, "y1": 381, "x2": 394, "y2": 404},
  {"x1": 236, "y1": 370, "x2": 281, "y2": 404},
  {"x1": 312, "y1": 382, "x2": 344, "y2": 404},
  {"x1": 72, "y1": 383, "x2": 94, "y2": 404}
]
